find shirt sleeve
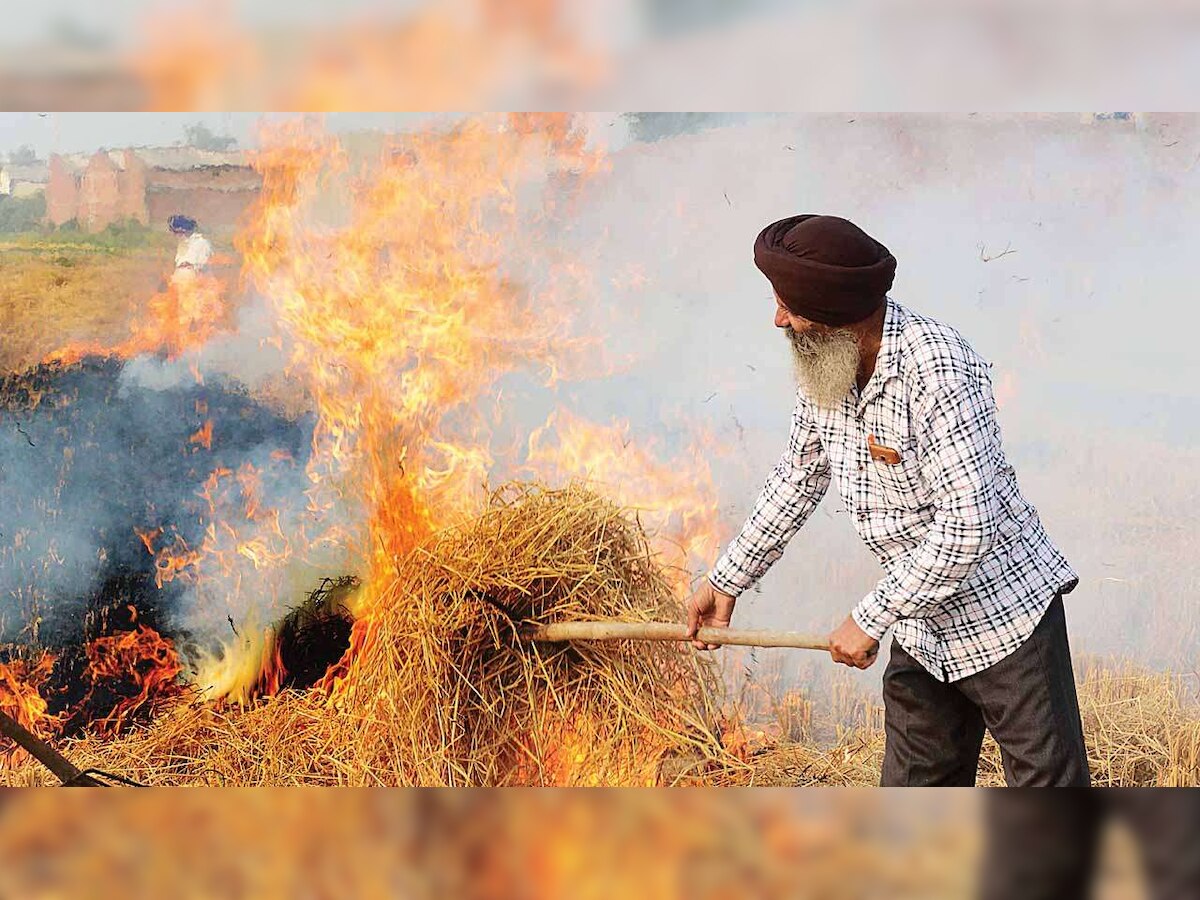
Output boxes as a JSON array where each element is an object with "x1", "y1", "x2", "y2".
[
  {"x1": 708, "y1": 393, "x2": 831, "y2": 597},
  {"x1": 852, "y1": 371, "x2": 1005, "y2": 640}
]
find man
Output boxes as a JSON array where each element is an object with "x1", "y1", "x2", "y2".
[
  {"x1": 168, "y1": 214, "x2": 212, "y2": 282},
  {"x1": 686, "y1": 214, "x2": 1088, "y2": 787}
]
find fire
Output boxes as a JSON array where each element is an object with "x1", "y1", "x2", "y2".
[
  {"x1": 179, "y1": 115, "x2": 719, "y2": 704},
  {"x1": 82, "y1": 625, "x2": 184, "y2": 737},
  {"x1": 0, "y1": 653, "x2": 60, "y2": 755},
  {"x1": 0, "y1": 618, "x2": 183, "y2": 754},
  {"x1": 193, "y1": 622, "x2": 282, "y2": 707},
  {"x1": 7, "y1": 113, "x2": 729, "y2": 744},
  {"x1": 135, "y1": 526, "x2": 163, "y2": 556},
  {"x1": 150, "y1": 464, "x2": 294, "y2": 598},
  {"x1": 45, "y1": 272, "x2": 233, "y2": 367},
  {"x1": 127, "y1": 0, "x2": 607, "y2": 111},
  {"x1": 525, "y1": 408, "x2": 726, "y2": 596},
  {"x1": 175, "y1": 116, "x2": 602, "y2": 698},
  {"x1": 189, "y1": 420, "x2": 214, "y2": 450},
  {"x1": 235, "y1": 116, "x2": 602, "y2": 583}
]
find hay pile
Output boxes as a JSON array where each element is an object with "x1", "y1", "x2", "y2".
[
  {"x1": 4, "y1": 484, "x2": 1196, "y2": 788},
  {"x1": 722, "y1": 666, "x2": 1200, "y2": 787},
  {"x1": 330, "y1": 483, "x2": 725, "y2": 785},
  {"x1": 2, "y1": 484, "x2": 727, "y2": 786}
]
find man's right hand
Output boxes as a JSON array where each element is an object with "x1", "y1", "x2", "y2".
[{"x1": 684, "y1": 580, "x2": 736, "y2": 650}]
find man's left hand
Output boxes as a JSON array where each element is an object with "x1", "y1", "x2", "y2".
[{"x1": 828, "y1": 615, "x2": 880, "y2": 669}]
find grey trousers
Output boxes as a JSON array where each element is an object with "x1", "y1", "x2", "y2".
[{"x1": 880, "y1": 593, "x2": 1090, "y2": 787}]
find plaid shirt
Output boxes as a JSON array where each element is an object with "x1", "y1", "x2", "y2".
[{"x1": 710, "y1": 298, "x2": 1078, "y2": 682}]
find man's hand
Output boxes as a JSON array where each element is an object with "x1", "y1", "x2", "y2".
[
  {"x1": 684, "y1": 581, "x2": 736, "y2": 650},
  {"x1": 828, "y1": 615, "x2": 880, "y2": 669}
]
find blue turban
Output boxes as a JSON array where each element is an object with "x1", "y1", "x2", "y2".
[{"x1": 168, "y1": 215, "x2": 197, "y2": 235}]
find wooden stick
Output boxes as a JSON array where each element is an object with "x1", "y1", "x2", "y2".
[
  {"x1": 0, "y1": 709, "x2": 102, "y2": 787},
  {"x1": 526, "y1": 620, "x2": 829, "y2": 651}
]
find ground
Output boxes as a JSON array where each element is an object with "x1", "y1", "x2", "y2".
[
  {"x1": 0, "y1": 229, "x2": 173, "y2": 371},
  {"x1": 0, "y1": 226, "x2": 239, "y2": 372}
]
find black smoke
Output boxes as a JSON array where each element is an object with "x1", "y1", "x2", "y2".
[{"x1": 0, "y1": 355, "x2": 314, "y2": 655}]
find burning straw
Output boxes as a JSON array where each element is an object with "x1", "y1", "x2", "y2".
[
  {"x1": 332, "y1": 483, "x2": 725, "y2": 785},
  {"x1": 2, "y1": 484, "x2": 728, "y2": 786}
]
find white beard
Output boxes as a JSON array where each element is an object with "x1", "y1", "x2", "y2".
[{"x1": 786, "y1": 326, "x2": 861, "y2": 408}]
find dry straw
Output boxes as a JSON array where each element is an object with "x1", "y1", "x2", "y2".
[
  {"x1": 3, "y1": 484, "x2": 728, "y2": 786},
  {"x1": 3, "y1": 484, "x2": 1198, "y2": 787},
  {"x1": 719, "y1": 666, "x2": 1200, "y2": 787}
]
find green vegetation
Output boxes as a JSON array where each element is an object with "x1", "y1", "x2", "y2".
[
  {"x1": 183, "y1": 121, "x2": 238, "y2": 151},
  {"x1": 0, "y1": 216, "x2": 172, "y2": 253},
  {"x1": 6, "y1": 145, "x2": 38, "y2": 165},
  {"x1": 0, "y1": 194, "x2": 47, "y2": 234}
]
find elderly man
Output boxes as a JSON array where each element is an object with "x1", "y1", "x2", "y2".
[{"x1": 686, "y1": 214, "x2": 1087, "y2": 787}]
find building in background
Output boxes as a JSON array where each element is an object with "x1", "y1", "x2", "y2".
[
  {"x1": 0, "y1": 160, "x2": 49, "y2": 198},
  {"x1": 45, "y1": 147, "x2": 260, "y2": 233}
]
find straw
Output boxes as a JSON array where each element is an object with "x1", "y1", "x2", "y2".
[
  {"x1": 716, "y1": 665, "x2": 1200, "y2": 787},
  {"x1": 3, "y1": 485, "x2": 1196, "y2": 787},
  {"x1": 2, "y1": 483, "x2": 728, "y2": 786}
]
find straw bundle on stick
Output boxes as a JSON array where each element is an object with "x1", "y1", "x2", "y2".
[
  {"x1": 2, "y1": 484, "x2": 728, "y2": 785},
  {"x1": 330, "y1": 482, "x2": 726, "y2": 785}
]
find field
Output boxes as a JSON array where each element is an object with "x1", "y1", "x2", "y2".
[
  {"x1": 2, "y1": 230, "x2": 1198, "y2": 791},
  {"x1": 0, "y1": 230, "x2": 175, "y2": 372}
]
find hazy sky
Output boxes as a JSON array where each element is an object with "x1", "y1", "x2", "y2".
[{"x1": 0, "y1": 112, "x2": 459, "y2": 158}]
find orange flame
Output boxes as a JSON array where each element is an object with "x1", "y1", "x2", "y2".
[
  {"x1": 17, "y1": 114, "x2": 727, "y2": 721},
  {"x1": 45, "y1": 272, "x2": 233, "y2": 367},
  {"x1": 82, "y1": 625, "x2": 184, "y2": 737},
  {"x1": 0, "y1": 653, "x2": 61, "y2": 758},
  {"x1": 0, "y1": 621, "x2": 183, "y2": 752},
  {"x1": 189, "y1": 420, "x2": 214, "y2": 451},
  {"x1": 236, "y1": 117, "x2": 602, "y2": 576},
  {"x1": 525, "y1": 408, "x2": 727, "y2": 596}
]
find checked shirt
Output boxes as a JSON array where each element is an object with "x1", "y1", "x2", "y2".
[{"x1": 709, "y1": 298, "x2": 1078, "y2": 682}]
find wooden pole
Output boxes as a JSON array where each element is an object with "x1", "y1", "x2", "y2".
[
  {"x1": 526, "y1": 620, "x2": 829, "y2": 651},
  {"x1": 0, "y1": 709, "x2": 102, "y2": 787}
]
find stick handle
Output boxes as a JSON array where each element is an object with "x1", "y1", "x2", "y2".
[
  {"x1": 527, "y1": 620, "x2": 829, "y2": 651},
  {"x1": 0, "y1": 709, "x2": 101, "y2": 786}
]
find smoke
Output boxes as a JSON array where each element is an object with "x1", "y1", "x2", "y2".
[
  {"x1": 558, "y1": 112, "x2": 1200, "y2": 679},
  {"x1": 0, "y1": 355, "x2": 331, "y2": 660},
  {"x1": 3, "y1": 113, "x2": 1195, "y2": 704}
]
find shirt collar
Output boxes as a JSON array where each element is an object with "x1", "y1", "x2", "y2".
[{"x1": 858, "y1": 297, "x2": 903, "y2": 407}]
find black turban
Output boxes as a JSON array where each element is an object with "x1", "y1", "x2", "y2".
[{"x1": 754, "y1": 214, "x2": 896, "y2": 326}]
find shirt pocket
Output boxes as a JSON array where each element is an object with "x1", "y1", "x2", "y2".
[{"x1": 868, "y1": 435, "x2": 929, "y2": 511}]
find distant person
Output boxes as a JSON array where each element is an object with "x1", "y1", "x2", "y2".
[
  {"x1": 686, "y1": 214, "x2": 1087, "y2": 786},
  {"x1": 168, "y1": 215, "x2": 212, "y2": 283}
]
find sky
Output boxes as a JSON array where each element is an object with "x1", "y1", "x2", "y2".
[{"x1": 0, "y1": 113, "x2": 456, "y2": 159}]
